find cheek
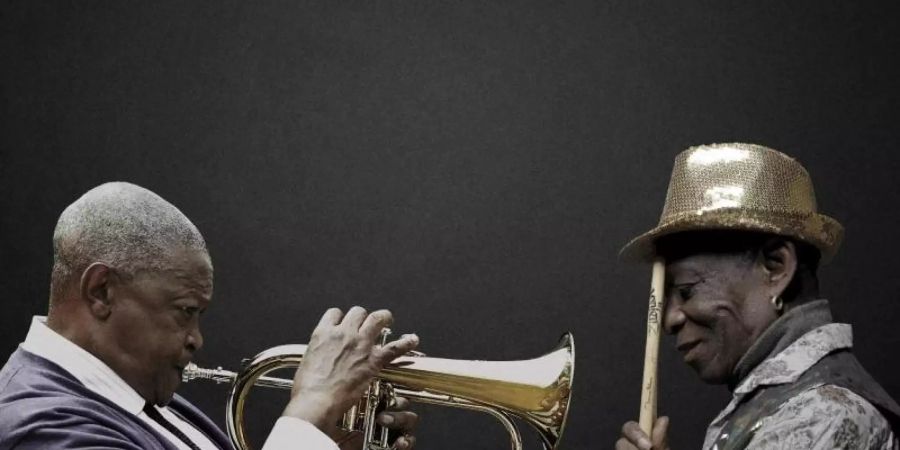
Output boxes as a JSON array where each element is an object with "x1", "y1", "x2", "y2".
[
  {"x1": 708, "y1": 312, "x2": 757, "y2": 370},
  {"x1": 111, "y1": 308, "x2": 151, "y2": 350},
  {"x1": 685, "y1": 302, "x2": 746, "y2": 354},
  {"x1": 682, "y1": 299, "x2": 731, "y2": 328},
  {"x1": 739, "y1": 298, "x2": 778, "y2": 332},
  {"x1": 120, "y1": 315, "x2": 183, "y2": 361}
]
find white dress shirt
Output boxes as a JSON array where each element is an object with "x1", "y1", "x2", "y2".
[{"x1": 20, "y1": 316, "x2": 338, "y2": 450}]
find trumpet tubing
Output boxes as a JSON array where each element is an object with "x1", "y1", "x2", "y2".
[{"x1": 183, "y1": 333, "x2": 575, "y2": 450}]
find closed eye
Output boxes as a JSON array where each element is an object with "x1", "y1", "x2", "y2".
[
  {"x1": 179, "y1": 306, "x2": 203, "y2": 317},
  {"x1": 674, "y1": 282, "x2": 700, "y2": 301}
]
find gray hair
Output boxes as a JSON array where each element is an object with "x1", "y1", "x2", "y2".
[{"x1": 50, "y1": 182, "x2": 209, "y2": 302}]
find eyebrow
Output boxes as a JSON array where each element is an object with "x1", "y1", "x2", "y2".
[
  {"x1": 169, "y1": 289, "x2": 212, "y2": 307},
  {"x1": 163, "y1": 267, "x2": 212, "y2": 286},
  {"x1": 666, "y1": 266, "x2": 705, "y2": 285},
  {"x1": 161, "y1": 277, "x2": 213, "y2": 301}
]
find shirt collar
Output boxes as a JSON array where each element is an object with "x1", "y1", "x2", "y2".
[
  {"x1": 734, "y1": 322, "x2": 853, "y2": 395},
  {"x1": 20, "y1": 316, "x2": 147, "y2": 415}
]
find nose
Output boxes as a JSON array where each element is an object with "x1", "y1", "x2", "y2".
[
  {"x1": 186, "y1": 324, "x2": 204, "y2": 352},
  {"x1": 663, "y1": 294, "x2": 686, "y2": 335}
]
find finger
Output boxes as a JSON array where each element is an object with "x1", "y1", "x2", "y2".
[
  {"x1": 359, "y1": 309, "x2": 393, "y2": 338},
  {"x1": 622, "y1": 421, "x2": 653, "y2": 450},
  {"x1": 341, "y1": 306, "x2": 368, "y2": 330},
  {"x1": 653, "y1": 416, "x2": 670, "y2": 449},
  {"x1": 378, "y1": 411, "x2": 418, "y2": 431},
  {"x1": 335, "y1": 431, "x2": 362, "y2": 447},
  {"x1": 375, "y1": 334, "x2": 419, "y2": 366},
  {"x1": 400, "y1": 435, "x2": 416, "y2": 450},
  {"x1": 394, "y1": 435, "x2": 415, "y2": 450},
  {"x1": 316, "y1": 308, "x2": 344, "y2": 328},
  {"x1": 387, "y1": 396, "x2": 410, "y2": 411},
  {"x1": 615, "y1": 437, "x2": 638, "y2": 450}
]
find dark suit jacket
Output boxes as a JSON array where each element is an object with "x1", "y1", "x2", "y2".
[{"x1": 0, "y1": 348, "x2": 233, "y2": 450}]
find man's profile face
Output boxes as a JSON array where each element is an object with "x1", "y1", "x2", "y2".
[
  {"x1": 662, "y1": 250, "x2": 777, "y2": 384},
  {"x1": 105, "y1": 247, "x2": 213, "y2": 405}
]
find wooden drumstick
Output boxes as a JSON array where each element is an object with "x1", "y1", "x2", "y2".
[{"x1": 639, "y1": 257, "x2": 666, "y2": 435}]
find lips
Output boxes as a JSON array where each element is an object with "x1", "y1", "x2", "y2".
[
  {"x1": 174, "y1": 363, "x2": 189, "y2": 380},
  {"x1": 676, "y1": 340, "x2": 700, "y2": 354},
  {"x1": 176, "y1": 358, "x2": 193, "y2": 372}
]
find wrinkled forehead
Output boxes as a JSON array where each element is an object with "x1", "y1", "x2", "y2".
[
  {"x1": 664, "y1": 252, "x2": 739, "y2": 275},
  {"x1": 170, "y1": 247, "x2": 213, "y2": 281},
  {"x1": 133, "y1": 246, "x2": 214, "y2": 293},
  {"x1": 175, "y1": 258, "x2": 213, "y2": 290}
]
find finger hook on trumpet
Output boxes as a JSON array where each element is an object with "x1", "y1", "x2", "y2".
[{"x1": 356, "y1": 327, "x2": 394, "y2": 450}]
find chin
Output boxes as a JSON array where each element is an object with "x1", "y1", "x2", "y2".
[
  {"x1": 697, "y1": 372, "x2": 730, "y2": 385},
  {"x1": 691, "y1": 362, "x2": 730, "y2": 385},
  {"x1": 153, "y1": 381, "x2": 180, "y2": 406}
]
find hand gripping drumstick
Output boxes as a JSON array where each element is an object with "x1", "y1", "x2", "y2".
[{"x1": 639, "y1": 258, "x2": 666, "y2": 435}]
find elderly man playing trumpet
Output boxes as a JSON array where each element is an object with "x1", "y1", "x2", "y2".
[
  {"x1": 0, "y1": 182, "x2": 420, "y2": 449},
  {"x1": 616, "y1": 144, "x2": 900, "y2": 449}
]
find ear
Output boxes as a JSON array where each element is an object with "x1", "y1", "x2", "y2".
[
  {"x1": 760, "y1": 238, "x2": 798, "y2": 295},
  {"x1": 79, "y1": 262, "x2": 115, "y2": 320}
]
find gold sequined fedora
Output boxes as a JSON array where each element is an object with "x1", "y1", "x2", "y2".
[{"x1": 620, "y1": 143, "x2": 844, "y2": 263}]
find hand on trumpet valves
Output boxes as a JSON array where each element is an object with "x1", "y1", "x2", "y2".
[
  {"x1": 334, "y1": 395, "x2": 418, "y2": 450},
  {"x1": 616, "y1": 417, "x2": 670, "y2": 450},
  {"x1": 281, "y1": 306, "x2": 420, "y2": 445}
]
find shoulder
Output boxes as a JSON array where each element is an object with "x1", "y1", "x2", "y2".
[
  {"x1": 747, "y1": 384, "x2": 897, "y2": 450},
  {"x1": 0, "y1": 389, "x2": 144, "y2": 449},
  {"x1": 0, "y1": 356, "x2": 149, "y2": 449},
  {"x1": 0, "y1": 350, "x2": 106, "y2": 417}
]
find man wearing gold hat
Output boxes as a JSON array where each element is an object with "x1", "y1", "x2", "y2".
[{"x1": 615, "y1": 144, "x2": 900, "y2": 450}]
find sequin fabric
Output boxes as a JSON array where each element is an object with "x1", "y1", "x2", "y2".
[{"x1": 621, "y1": 143, "x2": 844, "y2": 263}]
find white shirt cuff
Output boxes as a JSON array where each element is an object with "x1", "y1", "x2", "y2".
[{"x1": 261, "y1": 416, "x2": 339, "y2": 450}]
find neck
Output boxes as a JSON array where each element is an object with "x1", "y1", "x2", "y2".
[
  {"x1": 47, "y1": 303, "x2": 103, "y2": 364},
  {"x1": 728, "y1": 299, "x2": 833, "y2": 390},
  {"x1": 782, "y1": 269, "x2": 820, "y2": 305},
  {"x1": 47, "y1": 305, "x2": 75, "y2": 339}
]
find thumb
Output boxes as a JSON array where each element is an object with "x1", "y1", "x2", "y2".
[{"x1": 653, "y1": 416, "x2": 670, "y2": 449}]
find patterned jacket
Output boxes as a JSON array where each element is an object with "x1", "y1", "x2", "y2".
[{"x1": 703, "y1": 301, "x2": 900, "y2": 450}]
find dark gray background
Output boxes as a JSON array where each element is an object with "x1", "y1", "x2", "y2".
[{"x1": 2, "y1": 1, "x2": 899, "y2": 449}]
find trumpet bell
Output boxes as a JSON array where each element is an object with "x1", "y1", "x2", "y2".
[{"x1": 383, "y1": 332, "x2": 575, "y2": 449}]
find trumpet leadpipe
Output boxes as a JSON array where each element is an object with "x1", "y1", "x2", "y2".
[{"x1": 183, "y1": 363, "x2": 293, "y2": 389}]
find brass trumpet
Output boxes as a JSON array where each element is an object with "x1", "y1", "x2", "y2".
[{"x1": 182, "y1": 332, "x2": 575, "y2": 450}]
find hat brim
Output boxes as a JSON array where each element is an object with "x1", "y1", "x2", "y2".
[{"x1": 619, "y1": 208, "x2": 844, "y2": 264}]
